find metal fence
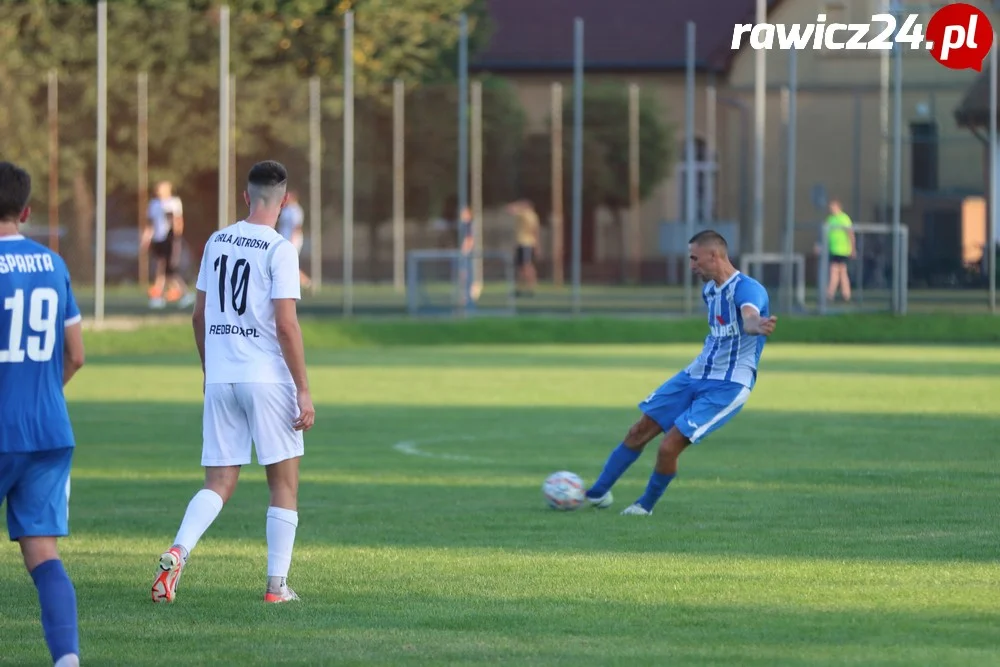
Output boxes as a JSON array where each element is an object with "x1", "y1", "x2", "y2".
[{"x1": 1, "y1": 1, "x2": 996, "y2": 320}]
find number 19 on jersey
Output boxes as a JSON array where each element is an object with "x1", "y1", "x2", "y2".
[{"x1": 1, "y1": 288, "x2": 58, "y2": 363}]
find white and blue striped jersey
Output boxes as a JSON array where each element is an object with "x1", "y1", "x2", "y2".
[{"x1": 684, "y1": 271, "x2": 770, "y2": 388}]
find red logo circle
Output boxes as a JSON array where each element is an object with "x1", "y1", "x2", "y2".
[{"x1": 926, "y1": 3, "x2": 994, "y2": 71}]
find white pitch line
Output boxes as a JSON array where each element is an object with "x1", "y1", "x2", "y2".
[
  {"x1": 391, "y1": 440, "x2": 492, "y2": 462},
  {"x1": 390, "y1": 426, "x2": 611, "y2": 464}
]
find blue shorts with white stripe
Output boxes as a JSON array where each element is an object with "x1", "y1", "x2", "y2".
[{"x1": 638, "y1": 371, "x2": 751, "y2": 444}]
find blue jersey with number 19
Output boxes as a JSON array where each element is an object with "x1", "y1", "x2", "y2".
[{"x1": 0, "y1": 235, "x2": 81, "y2": 454}]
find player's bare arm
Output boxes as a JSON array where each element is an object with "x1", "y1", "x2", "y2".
[
  {"x1": 63, "y1": 321, "x2": 85, "y2": 387},
  {"x1": 173, "y1": 213, "x2": 184, "y2": 237},
  {"x1": 274, "y1": 298, "x2": 314, "y2": 432},
  {"x1": 741, "y1": 305, "x2": 777, "y2": 336},
  {"x1": 192, "y1": 290, "x2": 207, "y2": 378}
]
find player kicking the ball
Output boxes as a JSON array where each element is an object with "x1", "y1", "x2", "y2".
[
  {"x1": 151, "y1": 161, "x2": 315, "y2": 604},
  {"x1": 585, "y1": 230, "x2": 776, "y2": 516}
]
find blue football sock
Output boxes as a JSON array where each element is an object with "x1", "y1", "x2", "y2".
[
  {"x1": 30, "y1": 559, "x2": 79, "y2": 664},
  {"x1": 637, "y1": 472, "x2": 676, "y2": 512},
  {"x1": 587, "y1": 443, "x2": 641, "y2": 497}
]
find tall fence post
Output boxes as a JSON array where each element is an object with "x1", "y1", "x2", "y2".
[
  {"x1": 342, "y1": 11, "x2": 355, "y2": 315},
  {"x1": 229, "y1": 73, "x2": 237, "y2": 225},
  {"x1": 551, "y1": 83, "x2": 564, "y2": 286},
  {"x1": 571, "y1": 18, "x2": 584, "y2": 315},
  {"x1": 48, "y1": 69, "x2": 60, "y2": 254},
  {"x1": 137, "y1": 71, "x2": 148, "y2": 287},
  {"x1": 217, "y1": 5, "x2": 230, "y2": 231},
  {"x1": 684, "y1": 21, "x2": 696, "y2": 314},
  {"x1": 392, "y1": 78, "x2": 405, "y2": 293},
  {"x1": 94, "y1": 0, "x2": 108, "y2": 324},
  {"x1": 751, "y1": 0, "x2": 767, "y2": 276},
  {"x1": 782, "y1": 49, "x2": 798, "y2": 315},
  {"x1": 471, "y1": 79, "x2": 483, "y2": 297},
  {"x1": 628, "y1": 83, "x2": 640, "y2": 285},
  {"x1": 890, "y1": 0, "x2": 904, "y2": 315},
  {"x1": 990, "y1": 32, "x2": 997, "y2": 314},
  {"x1": 309, "y1": 75, "x2": 322, "y2": 292}
]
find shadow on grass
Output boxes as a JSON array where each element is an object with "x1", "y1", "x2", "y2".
[
  {"x1": 2, "y1": 575, "x2": 998, "y2": 667},
  {"x1": 82, "y1": 348, "x2": 1000, "y2": 379},
  {"x1": 53, "y1": 401, "x2": 1000, "y2": 564}
]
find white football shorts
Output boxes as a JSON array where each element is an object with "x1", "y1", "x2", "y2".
[{"x1": 202, "y1": 382, "x2": 304, "y2": 467}]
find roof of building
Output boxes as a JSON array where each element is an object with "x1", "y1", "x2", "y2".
[
  {"x1": 954, "y1": 69, "x2": 998, "y2": 129},
  {"x1": 472, "y1": 0, "x2": 783, "y2": 73}
]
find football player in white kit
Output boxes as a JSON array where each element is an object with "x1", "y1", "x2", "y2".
[{"x1": 151, "y1": 160, "x2": 315, "y2": 604}]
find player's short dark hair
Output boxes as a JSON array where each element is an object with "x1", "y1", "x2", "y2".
[
  {"x1": 689, "y1": 229, "x2": 728, "y2": 250},
  {"x1": 247, "y1": 160, "x2": 288, "y2": 205},
  {"x1": 247, "y1": 160, "x2": 287, "y2": 188},
  {"x1": 0, "y1": 162, "x2": 32, "y2": 222}
]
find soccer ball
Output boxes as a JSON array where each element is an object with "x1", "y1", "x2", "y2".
[{"x1": 542, "y1": 471, "x2": 586, "y2": 510}]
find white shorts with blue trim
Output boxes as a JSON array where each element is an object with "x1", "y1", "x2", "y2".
[{"x1": 638, "y1": 371, "x2": 751, "y2": 443}]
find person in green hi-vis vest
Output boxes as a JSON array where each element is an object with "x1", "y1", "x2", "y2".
[{"x1": 817, "y1": 199, "x2": 856, "y2": 302}]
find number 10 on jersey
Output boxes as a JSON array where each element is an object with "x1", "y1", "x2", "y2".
[{"x1": 214, "y1": 254, "x2": 251, "y2": 316}]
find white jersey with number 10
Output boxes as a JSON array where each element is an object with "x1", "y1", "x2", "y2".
[{"x1": 195, "y1": 220, "x2": 301, "y2": 385}]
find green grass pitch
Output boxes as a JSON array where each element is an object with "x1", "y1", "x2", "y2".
[{"x1": 2, "y1": 342, "x2": 998, "y2": 665}]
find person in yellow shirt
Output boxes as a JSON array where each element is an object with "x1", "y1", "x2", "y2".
[
  {"x1": 818, "y1": 199, "x2": 856, "y2": 302},
  {"x1": 507, "y1": 199, "x2": 539, "y2": 296}
]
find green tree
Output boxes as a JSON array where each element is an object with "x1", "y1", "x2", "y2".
[
  {"x1": 0, "y1": 0, "x2": 500, "y2": 279},
  {"x1": 518, "y1": 84, "x2": 673, "y2": 264},
  {"x1": 230, "y1": 78, "x2": 525, "y2": 267}
]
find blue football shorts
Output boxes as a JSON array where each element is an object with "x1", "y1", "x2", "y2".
[
  {"x1": 638, "y1": 371, "x2": 752, "y2": 443},
  {"x1": 0, "y1": 447, "x2": 73, "y2": 541}
]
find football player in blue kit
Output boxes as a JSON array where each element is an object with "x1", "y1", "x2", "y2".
[
  {"x1": 0, "y1": 162, "x2": 85, "y2": 667},
  {"x1": 585, "y1": 230, "x2": 777, "y2": 516}
]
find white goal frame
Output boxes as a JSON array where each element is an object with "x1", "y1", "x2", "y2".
[
  {"x1": 405, "y1": 249, "x2": 516, "y2": 317},
  {"x1": 817, "y1": 222, "x2": 909, "y2": 315},
  {"x1": 740, "y1": 252, "x2": 806, "y2": 312}
]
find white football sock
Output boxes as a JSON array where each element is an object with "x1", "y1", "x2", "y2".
[
  {"x1": 266, "y1": 506, "x2": 298, "y2": 583},
  {"x1": 172, "y1": 489, "x2": 225, "y2": 556}
]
